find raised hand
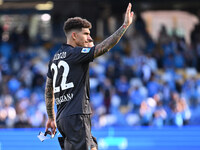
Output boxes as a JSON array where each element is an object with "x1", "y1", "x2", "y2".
[
  {"x1": 94, "y1": 3, "x2": 135, "y2": 58},
  {"x1": 123, "y1": 3, "x2": 134, "y2": 27}
]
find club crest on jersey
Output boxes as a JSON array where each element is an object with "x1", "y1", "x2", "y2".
[{"x1": 81, "y1": 48, "x2": 91, "y2": 53}]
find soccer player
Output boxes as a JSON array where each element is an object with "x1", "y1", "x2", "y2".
[
  {"x1": 45, "y1": 3, "x2": 134, "y2": 150},
  {"x1": 57, "y1": 39, "x2": 95, "y2": 150}
]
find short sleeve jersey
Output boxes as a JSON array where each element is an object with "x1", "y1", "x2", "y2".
[{"x1": 47, "y1": 44, "x2": 95, "y2": 121}]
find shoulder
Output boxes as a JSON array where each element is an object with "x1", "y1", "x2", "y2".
[{"x1": 74, "y1": 46, "x2": 94, "y2": 54}]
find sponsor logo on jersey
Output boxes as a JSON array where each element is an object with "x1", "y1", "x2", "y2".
[
  {"x1": 55, "y1": 93, "x2": 74, "y2": 105},
  {"x1": 81, "y1": 48, "x2": 91, "y2": 53}
]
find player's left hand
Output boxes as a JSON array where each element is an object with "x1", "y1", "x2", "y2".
[{"x1": 123, "y1": 3, "x2": 134, "y2": 27}]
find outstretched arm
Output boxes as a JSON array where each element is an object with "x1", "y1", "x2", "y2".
[
  {"x1": 45, "y1": 77, "x2": 56, "y2": 135},
  {"x1": 94, "y1": 3, "x2": 134, "y2": 58}
]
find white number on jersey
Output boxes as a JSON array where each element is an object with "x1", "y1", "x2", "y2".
[{"x1": 51, "y1": 61, "x2": 74, "y2": 93}]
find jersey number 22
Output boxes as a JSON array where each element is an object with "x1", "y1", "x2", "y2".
[{"x1": 51, "y1": 61, "x2": 74, "y2": 93}]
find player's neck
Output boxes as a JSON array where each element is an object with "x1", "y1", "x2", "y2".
[{"x1": 67, "y1": 39, "x2": 76, "y2": 48}]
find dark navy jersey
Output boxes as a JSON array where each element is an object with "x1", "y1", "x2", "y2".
[{"x1": 47, "y1": 44, "x2": 95, "y2": 121}]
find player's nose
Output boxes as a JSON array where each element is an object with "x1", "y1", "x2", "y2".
[{"x1": 87, "y1": 35, "x2": 92, "y2": 41}]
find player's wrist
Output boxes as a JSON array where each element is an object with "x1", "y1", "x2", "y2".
[
  {"x1": 122, "y1": 23, "x2": 129, "y2": 29},
  {"x1": 48, "y1": 116, "x2": 55, "y2": 121}
]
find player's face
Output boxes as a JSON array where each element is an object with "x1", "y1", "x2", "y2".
[{"x1": 75, "y1": 28, "x2": 92, "y2": 47}]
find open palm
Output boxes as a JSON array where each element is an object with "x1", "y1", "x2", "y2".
[{"x1": 124, "y1": 3, "x2": 134, "y2": 27}]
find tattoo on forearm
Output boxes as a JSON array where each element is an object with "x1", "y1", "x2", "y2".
[
  {"x1": 94, "y1": 25, "x2": 128, "y2": 58},
  {"x1": 45, "y1": 77, "x2": 55, "y2": 119}
]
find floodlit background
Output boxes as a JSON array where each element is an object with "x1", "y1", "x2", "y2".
[{"x1": 0, "y1": 0, "x2": 200, "y2": 149}]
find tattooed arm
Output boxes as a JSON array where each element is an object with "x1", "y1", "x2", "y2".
[
  {"x1": 45, "y1": 77, "x2": 56, "y2": 135},
  {"x1": 94, "y1": 3, "x2": 134, "y2": 58},
  {"x1": 94, "y1": 25, "x2": 128, "y2": 58},
  {"x1": 45, "y1": 77, "x2": 55, "y2": 119}
]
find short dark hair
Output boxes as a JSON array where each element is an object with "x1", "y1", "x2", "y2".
[{"x1": 63, "y1": 17, "x2": 92, "y2": 35}]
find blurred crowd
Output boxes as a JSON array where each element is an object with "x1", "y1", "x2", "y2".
[{"x1": 0, "y1": 15, "x2": 200, "y2": 128}]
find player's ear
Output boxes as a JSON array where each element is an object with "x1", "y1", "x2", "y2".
[{"x1": 71, "y1": 32, "x2": 77, "y2": 40}]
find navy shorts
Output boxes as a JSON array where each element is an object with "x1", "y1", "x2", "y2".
[{"x1": 57, "y1": 114, "x2": 97, "y2": 150}]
